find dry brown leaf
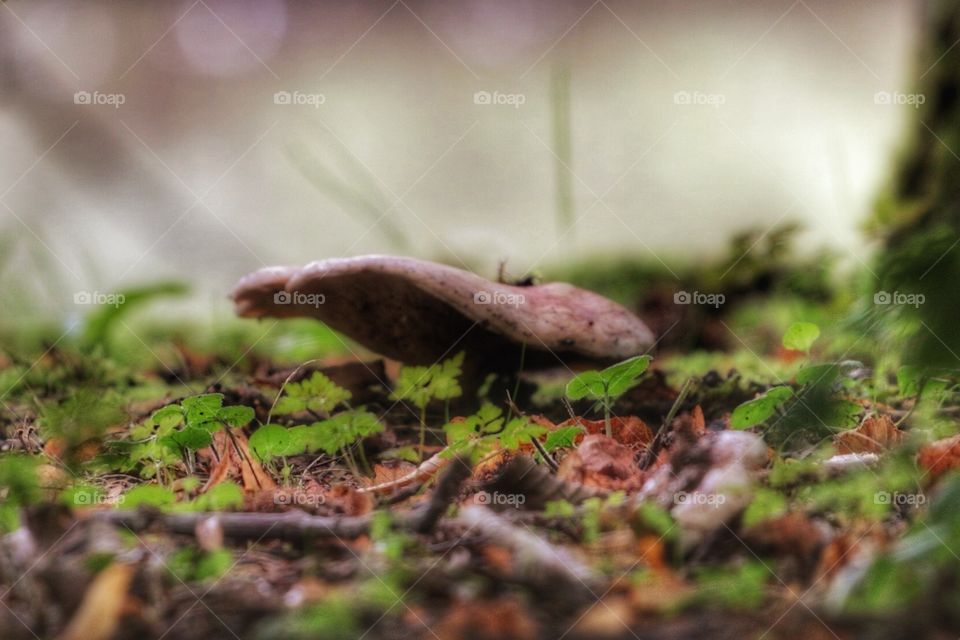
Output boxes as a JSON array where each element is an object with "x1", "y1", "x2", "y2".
[
  {"x1": 59, "y1": 562, "x2": 135, "y2": 640},
  {"x1": 635, "y1": 534, "x2": 673, "y2": 578},
  {"x1": 813, "y1": 526, "x2": 886, "y2": 586},
  {"x1": 620, "y1": 547, "x2": 691, "y2": 614},
  {"x1": 202, "y1": 430, "x2": 277, "y2": 494},
  {"x1": 481, "y1": 545, "x2": 514, "y2": 574},
  {"x1": 36, "y1": 463, "x2": 70, "y2": 501},
  {"x1": 369, "y1": 460, "x2": 418, "y2": 487},
  {"x1": 283, "y1": 577, "x2": 333, "y2": 608},
  {"x1": 234, "y1": 430, "x2": 277, "y2": 492},
  {"x1": 570, "y1": 596, "x2": 635, "y2": 637},
  {"x1": 434, "y1": 597, "x2": 538, "y2": 640},
  {"x1": 557, "y1": 434, "x2": 643, "y2": 491},
  {"x1": 558, "y1": 416, "x2": 653, "y2": 449},
  {"x1": 201, "y1": 437, "x2": 233, "y2": 492},
  {"x1": 918, "y1": 433, "x2": 960, "y2": 481},
  {"x1": 691, "y1": 404, "x2": 706, "y2": 434},
  {"x1": 324, "y1": 484, "x2": 374, "y2": 516},
  {"x1": 835, "y1": 414, "x2": 904, "y2": 454},
  {"x1": 742, "y1": 512, "x2": 826, "y2": 566}
]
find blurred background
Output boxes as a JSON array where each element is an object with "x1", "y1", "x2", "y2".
[{"x1": 0, "y1": 0, "x2": 924, "y2": 324}]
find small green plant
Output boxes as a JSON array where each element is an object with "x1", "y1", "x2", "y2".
[
  {"x1": 565, "y1": 354, "x2": 652, "y2": 436},
  {"x1": 168, "y1": 546, "x2": 234, "y2": 582},
  {"x1": 0, "y1": 455, "x2": 41, "y2": 532},
  {"x1": 740, "y1": 488, "x2": 788, "y2": 528},
  {"x1": 127, "y1": 393, "x2": 255, "y2": 481},
  {"x1": 688, "y1": 561, "x2": 769, "y2": 611},
  {"x1": 40, "y1": 389, "x2": 127, "y2": 467},
  {"x1": 442, "y1": 404, "x2": 546, "y2": 461},
  {"x1": 730, "y1": 385, "x2": 794, "y2": 429},
  {"x1": 843, "y1": 475, "x2": 960, "y2": 617},
  {"x1": 391, "y1": 352, "x2": 464, "y2": 453},
  {"x1": 249, "y1": 410, "x2": 383, "y2": 476},
  {"x1": 782, "y1": 320, "x2": 820, "y2": 353},
  {"x1": 251, "y1": 373, "x2": 384, "y2": 477},
  {"x1": 730, "y1": 323, "x2": 863, "y2": 449},
  {"x1": 122, "y1": 484, "x2": 177, "y2": 509},
  {"x1": 273, "y1": 371, "x2": 352, "y2": 417},
  {"x1": 543, "y1": 424, "x2": 585, "y2": 452}
]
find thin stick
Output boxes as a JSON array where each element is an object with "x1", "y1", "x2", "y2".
[
  {"x1": 640, "y1": 377, "x2": 693, "y2": 470},
  {"x1": 266, "y1": 359, "x2": 322, "y2": 425},
  {"x1": 507, "y1": 391, "x2": 559, "y2": 472},
  {"x1": 507, "y1": 342, "x2": 528, "y2": 421}
]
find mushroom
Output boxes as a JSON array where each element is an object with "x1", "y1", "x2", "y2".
[{"x1": 231, "y1": 255, "x2": 654, "y2": 370}]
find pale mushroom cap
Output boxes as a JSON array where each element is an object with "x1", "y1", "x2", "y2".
[{"x1": 231, "y1": 255, "x2": 654, "y2": 365}]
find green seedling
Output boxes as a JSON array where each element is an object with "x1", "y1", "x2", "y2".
[
  {"x1": 390, "y1": 352, "x2": 464, "y2": 455},
  {"x1": 249, "y1": 410, "x2": 383, "y2": 477},
  {"x1": 272, "y1": 371, "x2": 351, "y2": 417},
  {"x1": 442, "y1": 404, "x2": 546, "y2": 462},
  {"x1": 565, "y1": 354, "x2": 653, "y2": 437},
  {"x1": 730, "y1": 323, "x2": 863, "y2": 448},
  {"x1": 128, "y1": 393, "x2": 254, "y2": 481}
]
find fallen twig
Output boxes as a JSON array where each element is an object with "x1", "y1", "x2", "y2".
[
  {"x1": 357, "y1": 450, "x2": 449, "y2": 494},
  {"x1": 454, "y1": 504, "x2": 598, "y2": 600},
  {"x1": 411, "y1": 455, "x2": 472, "y2": 534},
  {"x1": 93, "y1": 508, "x2": 377, "y2": 541},
  {"x1": 640, "y1": 377, "x2": 693, "y2": 470},
  {"x1": 483, "y1": 455, "x2": 605, "y2": 510}
]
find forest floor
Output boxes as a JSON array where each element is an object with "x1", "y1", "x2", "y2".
[{"x1": 2, "y1": 250, "x2": 959, "y2": 640}]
